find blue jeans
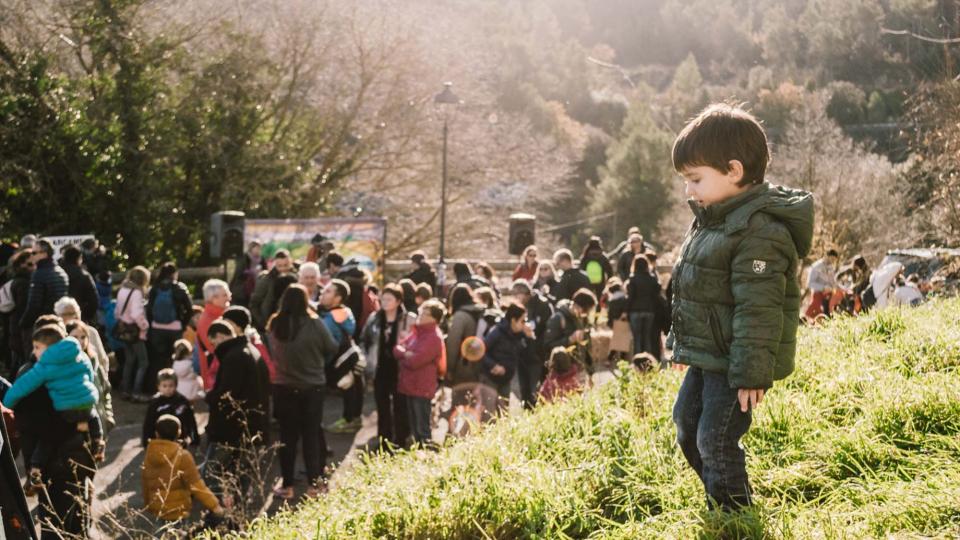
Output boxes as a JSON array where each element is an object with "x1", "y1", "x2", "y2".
[
  {"x1": 672, "y1": 367, "x2": 753, "y2": 510},
  {"x1": 405, "y1": 395, "x2": 432, "y2": 445},
  {"x1": 121, "y1": 340, "x2": 149, "y2": 395}
]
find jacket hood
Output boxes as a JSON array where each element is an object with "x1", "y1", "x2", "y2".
[
  {"x1": 41, "y1": 337, "x2": 84, "y2": 366},
  {"x1": 214, "y1": 336, "x2": 249, "y2": 358},
  {"x1": 691, "y1": 182, "x2": 814, "y2": 258},
  {"x1": 459, "y1": 304, "x2": 485, "y2": 317},
  {"x1": 144, "y1": 438, "x2": 182, "y2": 466}
]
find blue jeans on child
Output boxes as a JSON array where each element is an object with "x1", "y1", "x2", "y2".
[{"x1": 672, "y1": 366, "x2": 753, "y2": 511}]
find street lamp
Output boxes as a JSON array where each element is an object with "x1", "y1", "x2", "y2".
[{"x1": 434, "y1": 81, "x2": 460, "y2": 285}]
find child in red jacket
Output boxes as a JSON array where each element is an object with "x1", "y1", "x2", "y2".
[
  {"x1": 394, "y1": 300, "x2": 446, "y2": 446},
  {"x1": 539, "y1": 347, "x2": 585, "y2": 403}
]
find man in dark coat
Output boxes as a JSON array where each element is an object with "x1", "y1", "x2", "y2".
[
  {"x1": 510, "y1": 279, "x2": 554, "y2": 408},
  {"x1": 59, "y1": 245, "x2": 99, "y2": 327},
  {"x1": 404, "y1": 251, "x2": 437, "y2": 295},
  {"x1": 552, "y1": 249, "x2": 591, "y2": 302},
  {"x1": 203, "y1": 320, "x2": 266, "y2": 503},
  {"x1": 18, "y1": 240, "x2": 68, "y2": 353},
  {"x1": 249, "y1": 249, "x2": 297, "y2": 331}
]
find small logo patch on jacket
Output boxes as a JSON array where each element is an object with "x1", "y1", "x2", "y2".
[{"x1": 753, "y1": 260, "x2": 767, "y2": 274}]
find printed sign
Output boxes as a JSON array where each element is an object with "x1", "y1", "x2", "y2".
[
  {"x1": 41, "y1": 235, "x2": 96, "y2": 259},
  {"x1": 244, "y1": 218, "x2": 387, "y2": 284}
]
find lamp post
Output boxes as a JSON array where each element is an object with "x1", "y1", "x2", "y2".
[{"x1": 434, "y1": 81, "x2": 460, "y2": 285}]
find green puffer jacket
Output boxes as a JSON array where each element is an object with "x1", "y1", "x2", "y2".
[{"x1": 670, "y1": 182, "x2": 814, "y2": 389}]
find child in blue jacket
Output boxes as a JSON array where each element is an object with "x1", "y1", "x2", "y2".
[{"x1": 3, "y1": 324, "x2": 103, "y2": 484}]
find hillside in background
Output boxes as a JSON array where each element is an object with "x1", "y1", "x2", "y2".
[
  {"x1": 2, "y1": 0, "x2": 956, "y2": 264},
  {"x1": 236, "y1": 298, "x2": 960, "y2": 539}
]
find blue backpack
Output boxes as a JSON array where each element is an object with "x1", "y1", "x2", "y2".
[{"x1": 152, "y1": 288, "x2": 178, "y2": 324}]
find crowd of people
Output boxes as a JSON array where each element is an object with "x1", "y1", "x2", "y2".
[
  {"x1": 803, "y1": 249, "x2": 927, "y2": 322},
  {"x1": 0, "y1": 103, "x2": 945, "y2": 539},
  {"x1": 0, "y1": 228, "x2": 677, "y2": 537}
]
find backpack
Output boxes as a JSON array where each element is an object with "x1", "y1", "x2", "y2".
[
  {"x1": 326, "y1": 316, "x2": 365, "y2": 390},
  {"x1": 474, "y1": 309, "x2": 500, "y2": 339},
  {"x1": 585, "y1": 260, "x2": 604, "y2": 285},
  {"x1": 151, "y1": 287, "x2": 178, "y2": 324},
  {"x1": 0, "y1": 280, "x2": 14, "y2": 313}
]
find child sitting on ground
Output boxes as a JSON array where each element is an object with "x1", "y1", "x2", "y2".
[
  {"x1": 142, "y1": 414, "x2": 225, "y2": 522},
  {"x1": 171, "y1": 339, "x2": 204, "y2": 402},
  {"x1": 539, "y1": 346, "x2": 585, "y2": 403},
  {"x1": 143, "y1": 368, "x2": 200, "y2": 448},
  {"x1": 2, "y1": 324, "x2": 104, "y2": 486}
]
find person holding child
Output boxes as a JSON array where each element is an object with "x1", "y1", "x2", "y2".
[
  {"x1": 669, "y1": 103, "x2": 813, "y2": 511},
  {"x1": 3, "y1": 324, "x2": 104, "y2": 489}
]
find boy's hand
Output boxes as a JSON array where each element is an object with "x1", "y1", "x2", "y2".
[{"x1": 737, "y1": 388, "x2": 765, "y2": 412}]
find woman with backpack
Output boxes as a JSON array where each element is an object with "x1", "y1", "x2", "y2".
[
  {"x1": 115, "y1": 266, "x2": 151, "y2": 401},
  {"x1": 146, "y1": 262, "x2": 194, "y2": 394},
  {"x1": 360, "y1": 284, "x2": 416, "y2": 451},
  {"x1": 444, "y1": 284, "x2": 484, "y2": 387},
  {"x1": 579, "y1": 236, "x2": 614, "y2": 300}
]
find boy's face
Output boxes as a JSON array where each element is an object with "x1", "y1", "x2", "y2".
[
  {"x1": 158, "y1": 379, "x2": 176, "y2": 397},
  {"x1": 32, "y1": 341, "x2": 48, "y2": 360},
  {"x1": 209, "y1": 333, "x2": 232, "y2": 348},
  {"x1": 680, "y1": 163, "x2": 749, "y2": 208},
  {"x1": 320, "y1": 285, "x2": 340, "y2": 309}
]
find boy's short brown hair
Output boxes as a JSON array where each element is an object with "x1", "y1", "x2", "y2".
[
  {"x1": 155, "y1": 414, "x2": 181, "y2": 441},
  {"x1": 157, "y1": 368, "x2": 177, "y2": 385},
  {"x1": 33, "y1": 324, "x2": 66, "y2": 346},
  {"x1": 672, "y1": 103, "x2": 770, "y2": 187}
]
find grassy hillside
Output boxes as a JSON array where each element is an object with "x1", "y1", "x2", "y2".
[{"x1": 238, "y1": 299, "x2": 960, "y2": 539}]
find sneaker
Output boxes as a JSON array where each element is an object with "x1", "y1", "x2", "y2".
[
  {"x1": 305, "y1": 482, "x2": 328, "y2": 498},
  {"x1": 28, "y1": 469, "x2": 43, "y2": 495},
  {"x1": 326, "y1": 417, "x2": 361, "y2": 433},
  {"x1": 91, "y1": 439, "x2": 106, "y2": 463},
  {"x1": 272, "y1": 485, "x2": 295, "y2": 500},
  {"x1": 23, "y1": 478, "x2": 36, "y2": 498}
]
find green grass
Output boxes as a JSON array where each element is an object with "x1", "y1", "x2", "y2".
[{"x1": 235, "y1": 299, "x2": 960, "y2": 539}]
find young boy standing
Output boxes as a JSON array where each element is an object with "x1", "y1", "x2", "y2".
[
  {"x1": 669, "y1": 104, "x2": 814, "y2": 510},
  {"x1": 142, "y1": 368, "x2": 199, "y2": 448}
]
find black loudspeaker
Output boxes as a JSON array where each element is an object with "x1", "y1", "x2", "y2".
[
  {"x1": 508, "y1": 213, "x2": 536, "y2": 255},
  {"x1": 210, "y1": 211, "x2": 245, "y2": 259}
]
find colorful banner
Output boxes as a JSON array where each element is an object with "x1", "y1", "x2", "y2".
[{"x1": 244, "y1": 218, "x2": 387, "y2": 284}]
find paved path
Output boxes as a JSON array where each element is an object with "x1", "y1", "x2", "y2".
[{"x1": 26, "y1": 366, "x2": 619, "y2": 536}]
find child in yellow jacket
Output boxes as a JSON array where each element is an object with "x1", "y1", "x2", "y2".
[{"x1": 142, "y1": 414, "x2": 224, "y2": 521}]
